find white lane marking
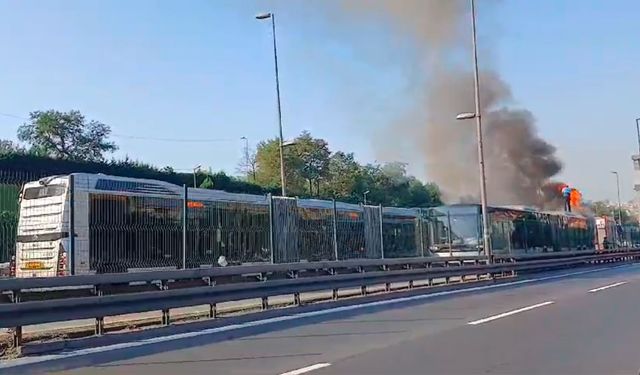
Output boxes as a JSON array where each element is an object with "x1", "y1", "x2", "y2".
[
  {"x1": 0, "y1": 264, "x2": 630, "y2": 370},
  {"x1": 588, "y1": 281, "x2": 628, "y2": 293},
  {"x1": 280, "y1": 363, "x2": 331, "y2": 375},
  {"x1": 467, "y1": 301, "x2": 555, "y2": 325}
]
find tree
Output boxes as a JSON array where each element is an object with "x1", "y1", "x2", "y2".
[
  {"x1": 355, "y1": 162, "x2": 442, "y2": 207},
  {"x1": 199, "y1": 175, "x2": 214, "y2": 189},
  {"x1": 0, "y1": 140, "x2": 25, "y2": 155},
  {"x1": 254, "y1": 131, "x2": 330, "y2": 196},
  {"x1": 254, "y1": 138, "x2": 293, "y2": 191},
  {"x1": 237, "y1": 147, "x2": 258, "y2": 182},
  {"x1": 18, "y1": 110, "x2": 117, "y2": 161},
  {"x1": 293, "y1": 131, "x2": 330, "y2": 196},
  {"x1": 589, "y1": 200, "x2": 637, "y2": 224},
  {"x1": 590, "y1": 201, "x2": 611, "y2": 217},
  {"x1": 324, "y1": 151, "x2": 365, "y2": 201},
  {"x1": 404, "y1": 178, "x2": 442, "y2": 207},
  {"x1": 356, "y1": 163, "x2": 404, "y2": 206},
  {"x1": 253, "y1": 130, "x2": 442, "y2": 205},
  {"x1": 160, "y1": 166, "x2": 176, "y2": 174}
]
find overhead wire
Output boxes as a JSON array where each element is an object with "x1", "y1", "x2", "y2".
[{"x1": 0, "y1": 112, "x2": 238, "y2": 143}]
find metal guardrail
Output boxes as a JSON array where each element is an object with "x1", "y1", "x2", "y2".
[
  {"x1": 0, "y1": 255, "x2": 486, "y2": 292},
  {"x1": 0, "y1": 250, "x2": 616, "y2": 292},
  {"x1": 494, "y1": 251, "x2": 616, "y2": 263},
  {"x1": 1, "y1": 249, "x2": 638, "y2": 349}
]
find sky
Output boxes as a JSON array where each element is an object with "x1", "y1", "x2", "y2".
[{"x1": 0, "y1": 0, "x2": 638, "y2": 202}]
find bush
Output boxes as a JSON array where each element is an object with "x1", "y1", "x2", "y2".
[{"x1": 0, "y1": 153, "x2": 267, "y2": 194}]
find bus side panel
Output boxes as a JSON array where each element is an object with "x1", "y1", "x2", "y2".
[{"x1": 73, "y1": 189, "x2": 91, "y2": 275}]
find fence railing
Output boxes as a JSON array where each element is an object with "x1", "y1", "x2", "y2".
[
  {"x1": 6, "y1": 171, "x2": 640, "y2": 277},
  {"x1": 1, "y1": 248, "x2": 638, "y2": 349},
  {"x1": 0, "y1": 171, "x2": 48, "y2": 264}
]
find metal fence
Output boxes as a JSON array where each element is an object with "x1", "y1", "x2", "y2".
[
  {"x1": 11, "y1": 173, "x2": 443, "y2": 276},
  {"x1": 427, "y1": 205, "x2": 601, "y2": 255},
  {"x1": 6, "y1": 171, "x2": 640, "y2": 277},
  {"x1": 271, "y1": 199, "x2": 415, "y2": 263},
  {"x1": 0, "y1": 171, "x2": 47, "y2": 265},
  {"x1": 615, "y1": 224, "x2": 640, "y2": 248},
  {"x1": 79, "y1": 192, "x2": 430, "y2": 273}
]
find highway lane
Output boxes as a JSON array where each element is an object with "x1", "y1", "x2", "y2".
[
  {"x1": 0, "y1": 284, "x2": 444, "y2": 335},
  {"x1": 314, "y1": 271, "x2": 640, "y2": 374},
  {"x1": 6, "y1": 264, "x2": 640, "y2": 374}
]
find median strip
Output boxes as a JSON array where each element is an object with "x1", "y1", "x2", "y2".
[
  {"x1": 467, "y1": 301, "x2": 555, "y2": 325},
  {"x1": 588, "y1": 281, "x2": 628, "y2": 293}
]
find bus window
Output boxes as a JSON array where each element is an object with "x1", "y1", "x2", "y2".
[{"x1": 22, "y1": 185, "x2": 66, "y2": 200}]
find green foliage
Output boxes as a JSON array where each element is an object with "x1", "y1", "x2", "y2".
[
  {"x1": 18, "y1": 110, "x2": 117, "y2": 161},
  {"x1": 254, "y1": 138, "x2": 285, "y2": 188},
  {"x1": 237, "y1": 146, "x2": 257, "y2": 182},
  {"x1": 160, "y1": 166, "x2": 175, "y2": 174},
  {"x1": 254, "y1": 132, "x2": 331, "y2": 196},
  {"x1": 589, "y1": 200, "x2": 637, "y2": 224},
  {"x1": 0, "y1": 140, "x2": 25, "y2": 156},
  {"x1": 324, "y1": 151, "x2": 363, "y2": 200},
  {"x1": 0, "y1": 153, "x2": 267, "y2": 195},
  {"x1": 294, "y1": 131, "x2": 330, "y2": 196},
  {"x1": 199, "y1": 175, "x2": 215, "y2": 189},
  {"x1": 0, "y1": 184, "x2": 20, "y2": 212},
  {"x1": 207, "y1": 171, "x2": 269, "y2": 194},
  {"x1": 353, "y1": 162, "x2": 442, "y2": 207},
  {"x1": 255, "y1": 131, "x2": 442, "y2": 207},
  {"x1": 4, "y1": 108, "x2": 441, "y2": 206},
  {"x1": 0, "y1": 209, "x2": 18, "y2": 262}
]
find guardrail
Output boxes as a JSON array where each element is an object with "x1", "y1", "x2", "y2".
[
  {"x1": 1, "y1": 249, "x2": 638, "y2": 350},
  {"x1": 0, "y1": 256, "x2": 488, "y2": 308}
]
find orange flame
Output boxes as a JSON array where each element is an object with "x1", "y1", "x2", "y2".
[{"x1": 569, "y1": 189, "x2": 582, "y2": 208}]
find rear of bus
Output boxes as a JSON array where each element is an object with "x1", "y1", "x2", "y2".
[{"x1": 13, "y1": 176, "x2": 70, "y2": 278}]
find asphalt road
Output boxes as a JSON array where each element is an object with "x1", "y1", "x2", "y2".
[
  {"x1": 0, "y1": 280, "x2": 459, "y2": 335},
  {"x1": 6, "y1": 264, "x2": 640, "y2": 374}
]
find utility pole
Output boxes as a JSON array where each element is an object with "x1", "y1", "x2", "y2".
[
  {"x1": 470, "y1": 0, "x2": 492, "y2": 260},
  {"x1": 193, "y1": 165, "x2": 201, "y2": 188},
  {"x1": 240, "y1": 136, "x2": 252, "y2": 180},
  {"x1": 611, "y1": 171, "x2": 623, "y2": 225},
  {"x1": 256, "y1": 12, "x2": 287, "y2": 196},
  {"x1": 636, "y1": 118, "x2": 640, "y2": 155}
]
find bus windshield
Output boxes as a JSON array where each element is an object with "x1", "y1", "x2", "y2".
[{"x1": 22, "y1": 185, "x2": 66, "y2": 200}]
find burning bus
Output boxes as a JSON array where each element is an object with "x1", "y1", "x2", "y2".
[{"x1": 427, "y1": 204, "x2": 594, "y2": 256}]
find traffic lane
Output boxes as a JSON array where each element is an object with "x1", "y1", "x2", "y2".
[
  {"x1": 43, "y1": 265, "x2": 638, "y2": 375},
  {"x1": 315, "y1": 268, "x2": 640, "y2": 375},
  {"x1": 47, "y1": 264, "x2": 640, "y2": 375}
]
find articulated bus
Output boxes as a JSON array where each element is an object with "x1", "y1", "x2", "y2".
[
  {"x1": 13, "y1": 173, "x2": 601, "y2": 278},
  {"x1": 13, "y1": 173, "x2": 424, "y2": 277},
  {"x1": 427, "y1": 204, "x2": 595, "y2": 257},
  {"x1": 14, "y1": 173, "x2": 271, "y2": 278}
]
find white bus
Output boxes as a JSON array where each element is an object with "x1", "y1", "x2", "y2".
[
  {"x1": 13, "y1": 173, "x2": 271, "y2": 278},
  {"x1": 15, "y1": 175, "x2": 70, "y2": 278},
  {"x1": 13, "y1": 173, "x2": 434, "y2": 277}
]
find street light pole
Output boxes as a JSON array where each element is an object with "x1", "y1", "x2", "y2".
[
  {"x1": 611, "y1": 171, "x2": 623, "y2": 225},
  {"x1": 240, "y1": 136, "x2": 251, "y2": 179},
  {"x1": 470, "y1": 0, "x2": 491, "y2": 260},
  {"x1": 193, "y1": 165, "x2": 201, "y2": 188},
  {"x1": 363, "y1": 190, "x2": 370, "y2": 205},
  {"x1": 635, "y1": 118, "x2": 640, "y2": 155},
  {"x1": 257, "y1": 12, "x2": 287, "y2": 196}
]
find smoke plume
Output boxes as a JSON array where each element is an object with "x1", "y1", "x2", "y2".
[{"x1": 338, "y1": 0, "x2": 563, "y2": 207}]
